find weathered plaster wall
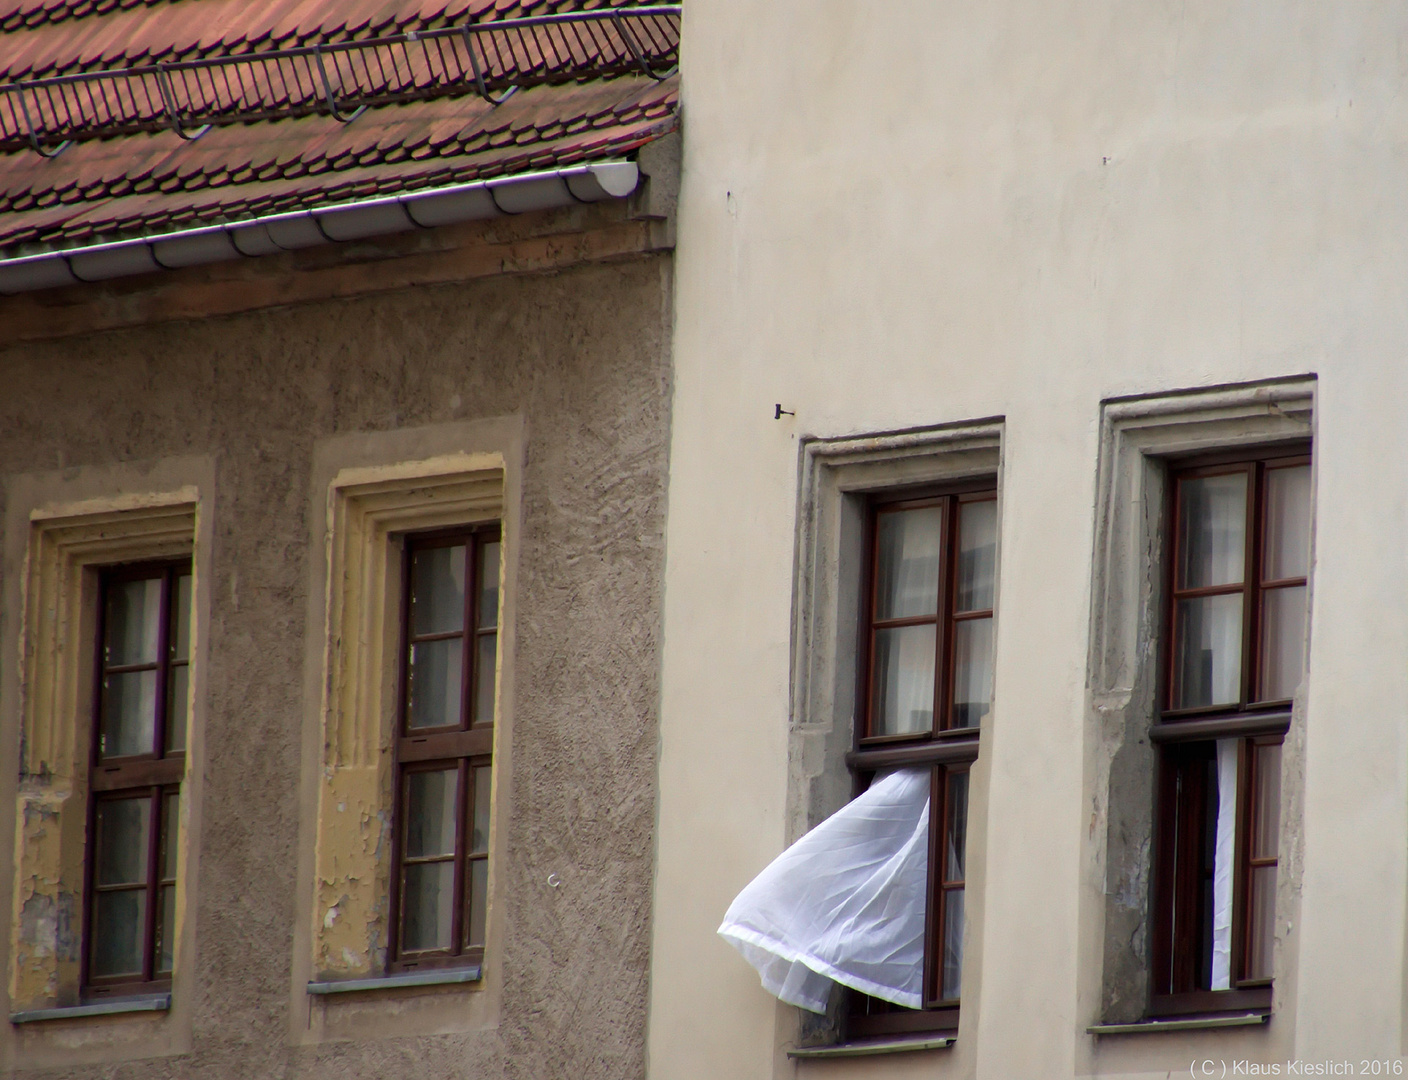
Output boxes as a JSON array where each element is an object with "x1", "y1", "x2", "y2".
[
  {"x1": 0, "y1": 251, "x2": 672, "y2": 1078},
  {"x1": 653, "y1": 2, "x2": 1408, "y2": 1078}
]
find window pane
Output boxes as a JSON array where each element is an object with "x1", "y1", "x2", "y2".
[
  {"x1": 405, "y1": 769, "x2": 459, "y2": 858},
  {"x1": 871, "y1": 624, "x2": 936, "y2": 736},
  {"x1": 170, "y1": 573, "x2": 193, "y2": 662},
  {"x1": 402, "y1": 862, "x2": 455, "y2": 952},
  {"x1": 165, "y1": 663, "x2": 189, "y2": 753},
  {"x1": 956, "y1": 500, "x2": 996, "y2": 612},
  {"x1": 1253, "y1": 743, "x2": 1282, "y2": 859},
  {"x1": 474, "y1": 632, "x2": 497, "y2": 726},
  {"x1": 471, "y1": 767, "x2": 491, "y2": 854},
  {"x1": 92, "y1": 889, "x2": 146, "y2": 978},
  {"x1": 155, "y1": 884, "x2": 176, "y2": 975},
  {"x1": 1177, "y1": 473, "x2": 1248, "y2": 588},
  {"x1": 1264, "y1": 464, "x2": 1311, "y2": 581},
  {"x1": 945, "y1": 771, "x2": 969, "y2": 884},
  {"x1": 411, "y1": 545, "x2": 465, "y2": 636},
  {"x1": 478, "y1": 541, "x2": 500, "y2": 630},
  {"x1": 1246, "y1": 864, "x2": 1277, "y2": 980},
  {"x1": 874, "y1": 507, "x2": 943, "y2": 620},
  {"x1": 1258, "y1": 585, "x2": 1306, "y2": 702},
  {"x1": 467, "y1": 857, "x2": 488, "y2": 948},
  {"x1": 408, "y1": 638, "x2": 462, "y2": 729},
  {"x1": 95, "y1": 797, "x2": 151, "y2": 886},
  {"x1": 950, "y1": 617, "x2": 992, "y2": 729},
  {"x1": 101, "y1": 669, "x2": 158, "y2": 756},
  {"x1": 941, "y1": 888, "x2": 964, "y2": 1001},
  {"x1": 104, "y1": 577, "x2": 162, "y2": 666},
  {"x1": 1173, "y1": 593, "x2": 1243, "y2": 709},
  {"x1": 159, "y1": 792, "x2": 179, "y2": 880}
]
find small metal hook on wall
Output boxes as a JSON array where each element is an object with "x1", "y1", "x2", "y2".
[
  {"x1": 547, "y1": 872, "x2": 561, "y2": 889},
  {"x1": 774, "y1": 404, "x2": 795, "y2": 420}
]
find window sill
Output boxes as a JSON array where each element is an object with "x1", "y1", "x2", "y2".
[
  {"x1": 788, "y1": 1034, "x2": 956, "y2": 1059},
  {"x1": 307, "y1": 966, "x2": 482, "y2": 996},
  {"x1": 10, "y1": 993, "x2": 171, "y2": 1025},
  {"x1": 1088, "y1": 1013, "x2": 1269, "y2": 1036}
]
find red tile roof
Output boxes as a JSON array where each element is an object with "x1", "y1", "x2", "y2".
[{"x1": 0, "y1": 0, "x2": 678, "y2": 258}]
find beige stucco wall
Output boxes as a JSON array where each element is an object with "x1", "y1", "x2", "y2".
[
  {"x1": 651, "y1": 2, "x2": 1408, "y2": 1078},
  {"x1": 0, "y1": 249, "x2": 672, "y2": 1077}
]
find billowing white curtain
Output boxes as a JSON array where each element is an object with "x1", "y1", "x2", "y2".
[{"x1": 717, "y1": 768, "x2": 930, "y2": 1014}]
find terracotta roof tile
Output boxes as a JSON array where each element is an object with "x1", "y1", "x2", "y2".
[{"x1": 0, "y1": 0, "x2": 678, "y2": 256}]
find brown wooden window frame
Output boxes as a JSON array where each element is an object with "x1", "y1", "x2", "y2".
[
  {"x1": 844, "y1": 480, "x2": 994, "y2": 1040},
  {"x1": 387, "y1": 524, "x2": 499, "y2": 973},
  {"x1": 1149, "y1": 444, "x2": 1309, "y2": 1019},
  {"x1": 82, "y1": 560, "x2": 190, "y2": 1000}
]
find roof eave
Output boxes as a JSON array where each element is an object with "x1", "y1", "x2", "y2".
[{"x1": 0, "y1": 159, "x2": 639, "y2": 295}]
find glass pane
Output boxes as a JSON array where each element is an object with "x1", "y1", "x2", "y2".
[
  {"x1": 104, "y1": 577, "x2": 162, "y2": 666},
  {"x1": 1264, "y1": 464, "x2": 1311, "y2": 581},
  {"x1": 874, "y1": 507, "x2": 943, "y2": 620},
  {"x1": 1173, "y1": 593, "x2": 1243, "y2": 709},
  {"x1": 411, "y1": 545, "x2": 465, "y2": 636},
  {"x1": 402, "y1": 861, "x2": 455, "y2": 952},
  {"x1": 101, "y1": 669, "x2": 157, "y2": 757},
  {"x1": 471, "y1": 766, "x2": 491, "y2": 853},
  {"x1": 165, "y1": 663, "x2": 189, "y2": 753},
  {"x1": 950, "y1": 618, "x2": 993, "y2": 729},
  {"x1": 405, "y1": 769, "x2": 459, "y2": 858},
  {"x1": 159, "y1": 792, "x2": 179, "y2": 880},
  {"x1": 155, "y1": 884, "x2": 176, "y2": 975},
  {"x1": 1253, "y1": 743, "x2": 1282, "y2": 859},
  {"x1": 95, "y1": 797, "x2": 151, "y2": 886},
  {"x1": 1259, "y1": 586, "x2": 1306, "y2": 702},
  {"x1": 1247, "y1": 864, "x2": 1277, "y2": 980},
  {"x1": 467, "y1": 857, "x2": 488, "y2": 948},
  {"x1": 945, "y1": 772, "x2": 969, "y2": 884},
  {"x1": 478, "y1": 541, "x2": 500, "y2": 630},
  {"x1": 870, "y1": 624, "x2": 936, "y2": 736},
  {"x1": 474, "y1": 633, "x2": 497, "y2": 726},
  {"x1": 941, "y1": 888, "x2": 964, "y2": 1001},
  {"x1": 92, "y1": 889, "x2": 146, "y2": 978},
  {"x1": 956, "y1": 500, "x2": 997, "y2": 612},
  {"x1": 408, "y1": 638, "x2": 462, "y2": 730},
  {"x1": 1177, "y1": 473, "x2": 1248, "y2": 588},
  {"x1": 170, "y1": 573, "x2": 193, "y2": 661}
]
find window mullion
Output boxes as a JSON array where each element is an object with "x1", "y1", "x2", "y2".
[
  {"x1": 923, "y1": 765, "x2": 944, "y2": 1006},
  {"x1": 934, "y1": 497, "x2": 953, "y2": 737},
  {"x1": 142, "y1": 784, "x2": 162, "y2": 983},
  {"x1": 152, "y1": 568, "x2": 173, "y2": 760},
  {"x1": 1240, "y1": 463, "x2": 1261, "y2": 711},
  {"x1": 451, "y1": 757, "x2": 469, "y2": 955},
  {"x1": 462, "y1": 537, "x2": 476, "y2": 731}
]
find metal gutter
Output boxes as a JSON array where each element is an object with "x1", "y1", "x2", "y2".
[{"x1": 0, "y1": 159, "x2": 639, "y2": 295}]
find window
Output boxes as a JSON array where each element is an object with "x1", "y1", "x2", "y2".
[
  {"x1": 1148, "y1": 448, "x2": 1310, "y2": 1016},
  {"x1": 846, "y1": 483, "x2": 994, "y2": 1038},
  {"x1": 389, "y1": 527, "x2": 499, "y2": 971},
  {"x1": 85, "y1": 561, "x2": 192, "y2": 998}
]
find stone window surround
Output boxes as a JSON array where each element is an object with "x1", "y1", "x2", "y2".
[
  {"x1": 784, "y1": 418, "x2": 1003, "y2": 1068},
  {"x1": 0, "y1": 457, "x2": 213, "y2": 1071},
  {"x1": 1084, "y1": 376, "x2": 1315, "y2": 1040},
  {"x1": 292, "y1": 416, "x2": 522, "y2": 1045}
]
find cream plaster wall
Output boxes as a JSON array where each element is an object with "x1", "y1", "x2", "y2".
[{"x1": 650, "y1": 2, "x2": 1408, "y2": 1078}]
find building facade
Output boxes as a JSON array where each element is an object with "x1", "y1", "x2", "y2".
[
  {"x1": 0, "y1": 2, "x2": 678, "y2": 1076},
  {"x1": 650, "y1": 2, "x2": 1408, "y2": 1077}
]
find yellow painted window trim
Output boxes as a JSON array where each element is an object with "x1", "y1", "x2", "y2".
[
  {"x1": 10, "y1": 492, "x2": 198, "y2": 1013},
  {"x1": 312, "y1": 456, "x2": 504, "y2": 982}
]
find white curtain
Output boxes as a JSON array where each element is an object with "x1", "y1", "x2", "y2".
[
  {"x1": 1210, "y1": 738, "x2": 1238, "y2": 990},
  {"x1": 717, "y1": 768, "x2": 930, "y2": 1014}
]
